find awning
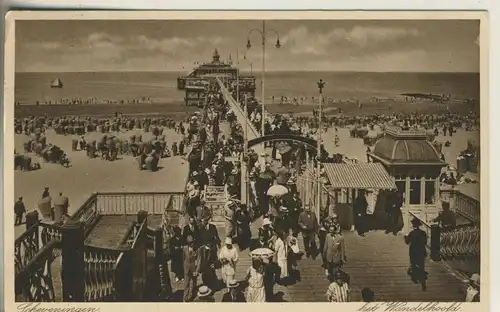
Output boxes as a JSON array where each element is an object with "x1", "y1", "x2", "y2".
[{"x1": 323, "y1": 163, "x2": 396, "y2": 189}]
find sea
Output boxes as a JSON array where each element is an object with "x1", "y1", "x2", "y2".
[{"x1": 14, "y1": 71, "x2": 480, "y2": 105}]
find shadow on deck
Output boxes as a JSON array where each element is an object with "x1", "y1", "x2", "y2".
[
  {"x1": 290, "y1": 230, "x2": 466, "y2": 302},
  {"x1": 168, "y1": 222, "x2": 466, "y2": 302}
]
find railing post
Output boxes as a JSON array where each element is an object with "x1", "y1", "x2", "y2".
[
  {"x1": 155, "y1": 226, "x2": 172, "y2": 299},
  {"x1": 25, "y1": 210, "x2": 39, "y2": 230},
  {"x1": 26, "y1": 210, "x2": 40, "y2": 249},
  {"x1": 137, "y1": 210, "x2": 148, "y2": 224},
  {"x1": 115, "y1": 248, "x2": 133, "y2": 301},
  {"x1": 61, "y1": 219, "x2": 85, "y2": 301},
  {"x1": 430, "y1": 224, "x2": 441, "y2": 261},
  {"x1": 124, "y1": 194, "x2": 127, "y2": 215}
]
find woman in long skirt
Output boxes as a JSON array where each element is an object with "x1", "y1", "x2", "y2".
[
  {"x1": 274, "y1": 232, "x2": 289, "y2": 282},
  {"x1": 245, "y1": 258, "x2": 266, "y2": 302},
  {"x1": 218, "y1": 237, "x2": 239, "y2": 288}
]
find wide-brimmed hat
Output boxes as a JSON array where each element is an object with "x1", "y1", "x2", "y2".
[
  {"x1": 228, "y1": 280, "x2": 239, "y2": 288},
  {"x1": 192, "y1": 171, "x2": 198, "y2": 176},
  {"x1": 279, "y1": 206, "x2": 289, "y2": 212},
  {"x1": 411, "y1": 218, "x2": 422, "y2": 226},
  {"x1": 231, "y1": 168, "x2": 238, "y2": 174},
  {"x1": 197, "y1": 285, "x2": 212, "y2": 297},
  {"x1": 470, "y1": 273, "x2": 480, "y2": 285},
  {"x1": 225, "y1": 237, "x2": 233, "y2": 245},
  {"x1": 262, "y1": 218, "x2": 272, "y2": 226}
]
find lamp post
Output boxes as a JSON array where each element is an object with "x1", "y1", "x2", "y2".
[
  {"x1": 246, "y1": 20, "x2": 281, "y2": 137},
  {"x1": 242, "y1": 93, "x2": 249, "y2": 204},
  {"x1": 316, "y1": 79, "x2": 325, "y2": 219},
  {"x1": 243, "y1": 55, "x2": 254, "y2": 76}
]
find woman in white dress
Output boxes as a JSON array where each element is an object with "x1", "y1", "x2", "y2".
[
  {"x1": 245, "y1": 258, "x2": 266, "y2": 302},
  {"x1": 274, "y1": 232, "x2": 289, "y2": 281},
  {"x1": 218, "y1": 237, "x2": 239, "y2": 288}
]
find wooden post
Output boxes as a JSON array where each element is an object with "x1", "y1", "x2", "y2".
[
  {"x1": 61, "y1": 219, "x2": 85, "y2": 301},
  {"x1": 25, "y1": 210, "x2": 39, "y2": 231},
  {"x1": 137, "y1": 210, "x2": 148, "y2": 224},
  {"x1": 430, "y1": 224, "x2": 441, "y2": 261},
  {"x1": 115, "y1": 247, "x2": 133, "y2": 301},
  {"x1": 155, "y1": 227, "x2": 172, "y2": 298}
]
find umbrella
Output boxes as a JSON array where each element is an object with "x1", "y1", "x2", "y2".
[
  {"x1": 276, "y1": 142, "x2": 292, "y2": 154},
  {"x1": 249, "y1": 248, "x2": 275, "y2": 259},
  {"x1": 267, "y1": 184, "x2": 289, "y2": 197}
]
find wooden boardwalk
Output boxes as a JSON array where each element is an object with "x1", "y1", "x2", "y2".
[
  {"x1": 166, "y1": 219, "x2": 466, "y2": 302},
  {"x1": 290, "y1": 230, "x2": 466, "y2": 302}
]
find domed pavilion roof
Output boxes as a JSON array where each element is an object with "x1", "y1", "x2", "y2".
[{"x1": 370, "y1": 126, "x2": 444, "y2": 165}]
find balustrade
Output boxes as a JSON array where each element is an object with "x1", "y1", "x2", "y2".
[
  {"x1": 15, "y1": 240, "x2": 59, "y2": 302},
  {"x1": 16, "y1": 192, "x2": 184, "y2": 303},
  {"x1": 83, "y1": 246, "x2": 122, "y2": 302},
  {"x1": 15, "y1": 225, "x2": 40, "y2": 275},
  {"x1": 440, "y1": 226, "x2": 480, "y2": 260},
  {"x1": 454, "y1": 191, "x2": 480, "y2": 224},
  {"x1": 407, "y1": 211, "x2": 480, "y2": 261}
]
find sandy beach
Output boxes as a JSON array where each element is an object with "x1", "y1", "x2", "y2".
[{"x1": 14, "y1": 127, "x2": 189, "y2": 238}]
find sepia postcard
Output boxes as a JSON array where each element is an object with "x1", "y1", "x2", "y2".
[{"x1": 3, "y1": 10, "x2": 489, "y2": 312}]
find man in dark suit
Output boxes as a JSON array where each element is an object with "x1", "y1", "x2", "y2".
[
  {"x1": 404, "y1": 218, "x2": 428, "y2": 291},
  {"x1": 222, "y1": 280, "x2": 246, "y2": 302},
  {"x1": 323, "y1": 224, "x2": 347, "y2": 279},
  {"x1": 182, "y1": 216, "x2": 199, "y2": 245},
  {"x1": 198, "y1": 217, "x2": 221, "y2": 289},
  {"x1": 297, "y1": 204, "x2": 319, "y2": 258},
  {"x1": 14, "y1": 197, "x2": 26, "y2": 226},
  {"x1": 182, "y1": 236, "x2": 200, "y2": 302}
]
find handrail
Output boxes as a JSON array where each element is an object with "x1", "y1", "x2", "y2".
[
  {"x1": 120, "y1": 221, "x2": 139, "y2": 246},
  {"x1": 15, "y1": 239, "x2": 61, "y2": 281}
]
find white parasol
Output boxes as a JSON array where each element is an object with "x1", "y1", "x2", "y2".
[
  {"x1": 266, "y1": 184, "x2": 289, "y2": 197},
  {"x1": 249, "y1": 248, "x2": 275, "y2": 259}
]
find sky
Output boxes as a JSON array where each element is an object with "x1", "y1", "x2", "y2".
[{"x1": 15, "y1": 20, "x2": 480, "y2": 73}]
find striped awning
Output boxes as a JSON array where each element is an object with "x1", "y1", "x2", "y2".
[{"x1": 323, "y1": 163, "x2": 396, "y2": 189}]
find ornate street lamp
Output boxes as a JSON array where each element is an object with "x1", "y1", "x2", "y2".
[{"x1": 246, "y1": 20, "x2": 281, "y2": 137}]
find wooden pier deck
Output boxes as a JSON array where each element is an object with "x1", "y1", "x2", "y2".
[{"x1": 166, "y1": 219, "x2": 466, "y2": 302}]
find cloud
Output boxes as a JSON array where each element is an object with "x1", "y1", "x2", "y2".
[
  {"x1": 132, "y1": 35, "x2": 225, "y2": 53},
  {"x1": 282, "y1": 25, "x2": 421, "y2": 56}
]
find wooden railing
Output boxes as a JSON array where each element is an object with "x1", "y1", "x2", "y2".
[
  {"x1": 454, "y1": 191, "x2": 480, "y2": 224},
  {"x1": 408, "y1": 211, "x2": 480, "y2": 262},
  {"x1": 83, "y1": 245, "x2": 122, "y2": 302},
  {"x1": 440, "y1": 225, "x2": 480, "y2": 260},
  {"x1": 15, "y1": 240, "x2": 60, "y2": 302}
]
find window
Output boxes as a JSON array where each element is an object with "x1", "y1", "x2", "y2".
[
  {"x1": 425, "y1": 180, "x2": 436, "y2": 204},
  {"x1": 395, "y1": 180, "x2": 406, "y2": 199},
  {"x1": 409, "y1": 180, "x2": 421, "y2": 205}
]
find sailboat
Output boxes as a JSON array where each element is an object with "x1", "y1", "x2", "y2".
[{"x1": 50, "y1": 78, "x2": 63, "y2": 88}]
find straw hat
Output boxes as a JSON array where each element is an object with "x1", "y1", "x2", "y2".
[
  {"x1": 225, "y1": 237, "x2": 233, "y2": 245},
  {"x1": 228, "y1": 280, "x2": 239, "y2": 288},
  {"x1": 197, "y1": 285, "x2": 211, "y2": 297},
  {"x1": 262, "y1": 218, "x2": 272, "y2": 226},
  {"x1": 470, "y1": 273, "x2": 480, "y2": 285}
]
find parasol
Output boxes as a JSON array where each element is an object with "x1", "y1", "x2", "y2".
[
  {"x1": 267, "y1": 184, "x2": 289, "y2": 197},
  {"x1": 249, "y1": 248, "x2": 275, "y2": 259},
  {"x1": 276, "y1": 142, "x2": 292, "y2": 154}
]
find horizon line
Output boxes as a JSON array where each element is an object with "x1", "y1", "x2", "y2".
[{"x1": 15, "y1": 70, "x2": 480, "y2": 74}]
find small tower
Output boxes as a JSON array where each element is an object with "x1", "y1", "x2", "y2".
[{"x1": 212, "y1": 49, "x2": 221, "y2": 64}]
